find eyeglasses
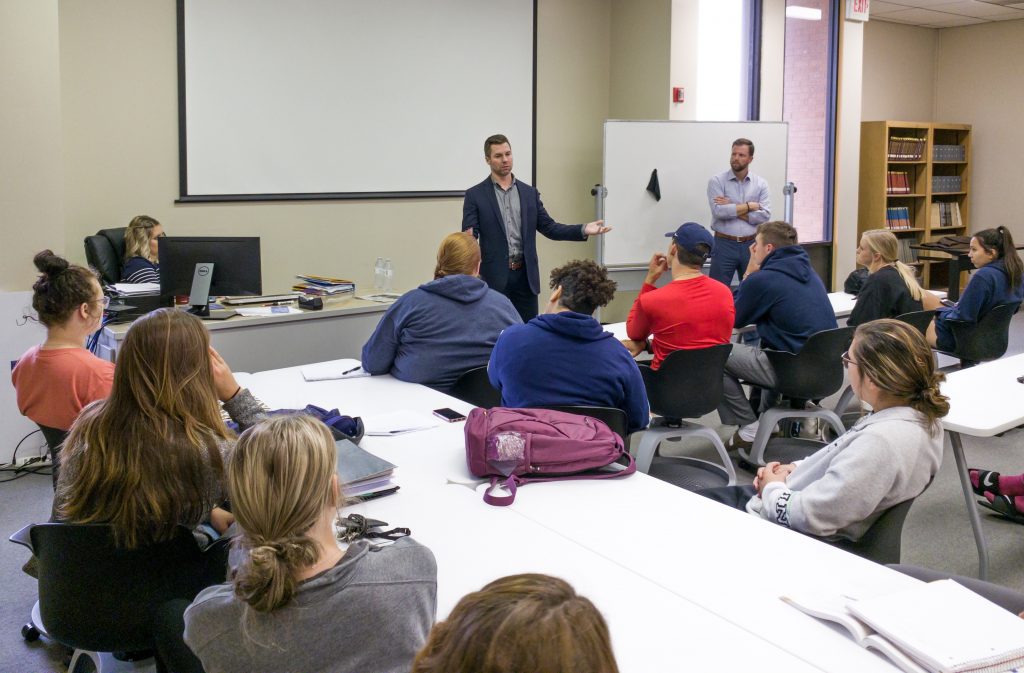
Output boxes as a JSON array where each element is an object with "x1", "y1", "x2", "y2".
[
  {"x1": 840, "y1": 350, "x2": 858, "y2": 369},
  {"x1": 95, "y1": 295, "x2": 111, "y2": 309}
]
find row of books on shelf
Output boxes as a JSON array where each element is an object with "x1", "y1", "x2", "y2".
[
  {"x1": 292, "y1": 274, "x2": 356, "y2": 296},
  {"x1": 932, "y1": 175, "x2": 963, "y2": 193},
  {"x1": 886, "y1": 171, "x2": 913, "y2": 194},
  {"x1": 897, "y1": 238, "x2": 919, "y2": 265},
  {"x1": 887, "y1": 135, "x2": 926, "y2": 161},
  {"x1": 886, "y1": 206, "x2": 913, "y2": 230},
  {"x1": 931, "y1": 201, "x2": 963, "y2": 229},
  {"x1": 932, "y1": 143, "x2": 966, "y2": 161}
]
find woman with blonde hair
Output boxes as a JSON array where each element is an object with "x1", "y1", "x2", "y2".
[
  {"x1": 361, "y1": 231, "x2": 520, "y2": 392},
  {"x1": 701, "y1": 319, "x2": 948, "y2": 541},
  {"x1": 121, "y1": 214, "x2": 164, "y2": 283},
  {"x1": 56, "y1": 308, "x2": 264, "y2": 548},
  {"x1": 412, "y1": 573, "x2": 619, "y2": 673},
  {"x1": 847, "y1": 229, "x2": 941, "y2": 326},
  {"x1": 12, "y1": 251, "x2": 114, "y2": 485},
  {"x1": 184, "y1": 414, "x2": 437, "y2": 673}
]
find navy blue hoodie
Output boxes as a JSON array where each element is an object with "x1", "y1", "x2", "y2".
[
  {"x1": 488, "y1": 312, "x2": 650, "y2": 433},
  {"x1": 733, "y1": 245, "x2": 837, "y2": 353},
  {"x1": 361, "y1": 275, "x2": 520, "y2": 392},
  {"x1": 934, "y1": 259, "x2": 1024, "y2": 351}
]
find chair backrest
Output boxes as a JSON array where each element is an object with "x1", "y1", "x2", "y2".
[
  {"x1": 84, "y1": 227, "x2": 127, "y2": 286},
  {"x1": 532, "y1": 405, "x2": 629, "y2": 442},
  {"x1": 640, "y1": 343, "x2": 733, "y2": 421},
  {"x1": 895, "y1": 309, "x2": 935, "y2": 336},
  {"x1": 826, "y1": 496, "x2": 916, "y2": 565},
  {"x1": 450, "y1": 365, "x2": 502, "y2": 409},
  {"x1": 764, "y1": 326, "x2": 854, "y2": 401},
  {"x1": 946, "y1": 302, "x2": 1019, "y2": 365},
  {"x1": 30, "y1": 523, "x2": 229, "y2": 653}
]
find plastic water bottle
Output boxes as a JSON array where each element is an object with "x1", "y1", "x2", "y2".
[
  {"x1": 374, "y1": 257, "x2": 384, "y2": 290},
  {"x1": 384, "y1": 259, "x2": 394, "y2": 292}
]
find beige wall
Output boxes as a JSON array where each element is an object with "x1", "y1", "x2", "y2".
[
  {"x1": 0, "y1": 0, "x2": 65, "y2": 291},
  {"x1": 834, "y1": 18, "x2": 865, "y2": 286},
  {"x1": 934, "y1": 19, "x2": 1024, "y2": 240},
  {"x1": 55, "y1": 0, "x2": 612, "y2": 297},
  {"x1": 861, "y1": 21, "x2": 936, "y2": 123},
  {"x1": 609, "y1": 0, "x2": 672, "y2": 120},
  {"x1": 759, "y1": 0, "x2": 785, "y2": 122}
]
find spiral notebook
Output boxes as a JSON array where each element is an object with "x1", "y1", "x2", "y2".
[{"x1": 847, "y1": 580, "x2": 1024, "y2": 673}]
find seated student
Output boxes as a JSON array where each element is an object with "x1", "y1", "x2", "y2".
[
  {"x1": 12, "y1": 251, "x2": 115, "y2": 442},
  {"x1": 847, "y1": 229, "x2": 942, "y2": 326},
  {"x1": 622, "y1": 222, "x2": 735, "y2": 369},
  {"x1": 701, "y1": 319, "x2": 948, "y2": 540},
  {"x1": 488, "y1": 260, "x2": 649, "y2": 434},
  {"x1": 968, "y1": 467, "x2": 1024, "y2": 521},
  {"x1": 361, "y1": 232, "x2": 520, "y2": 393},
  {"x1": 718, "y1": 221, "x2": 837, "y2": 450},
  {"x1": 184, "y1": 414, "x2": 437, "y2": 673},
  {"x1": 412, "y1": 573, "x2": 619, "y2": 673},
  {"x1": 120, "y1": 214, "x2": 164, "y2": 283},
  {"x1": 55, "y1": 308, "x2": 264, "y2": 548},
  {"x1": 927, "y1": 227, "x2": 1024, "y2": 350}
]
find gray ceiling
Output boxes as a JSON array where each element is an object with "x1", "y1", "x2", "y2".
[{"x1": 867, "y1": 0, "x2": 1024, "y2": 27}]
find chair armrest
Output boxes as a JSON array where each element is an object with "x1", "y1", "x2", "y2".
[{"x1": 8, "y1": 524, "x2": 34, "y2": 553}]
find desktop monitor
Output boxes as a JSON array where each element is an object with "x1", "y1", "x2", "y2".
[{"x1": 158, "y1": 236, "x2": 262, "y2": 305}]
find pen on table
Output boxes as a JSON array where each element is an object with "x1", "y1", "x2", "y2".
[{"x1": 341, "y1": 366, "x2": 362, "y2": 375}]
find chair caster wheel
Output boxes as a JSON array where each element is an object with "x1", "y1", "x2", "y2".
[{"x1": 22, "y1": 623, "x2": 40, "y2": 642}]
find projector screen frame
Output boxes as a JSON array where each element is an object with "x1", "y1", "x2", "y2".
[{"x1": 174, "y1": 0, "x2": 539, "y2": 203}]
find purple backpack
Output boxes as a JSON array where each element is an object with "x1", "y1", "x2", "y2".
[{"x1": 464, "y1": 407, "x2": 636, "y2": 506}]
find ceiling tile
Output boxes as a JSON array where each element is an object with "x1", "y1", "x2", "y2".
[
  {"x1": 930, "y1": 0, "x2": 1024, "y2": 17},
  {"x1": 924, "y1": 14, "x2": 989, "y2": 24},
  {"x1": 870, "y1": 1, "x2": 917, "y2": 14}
]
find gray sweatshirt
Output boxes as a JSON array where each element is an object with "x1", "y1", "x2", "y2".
[
  {"x1": 183, "y1": 537, "x2": 437, "y2": 673},
  {"x1": 746, "y1": 406, "x2": 942, "y2": 540}
]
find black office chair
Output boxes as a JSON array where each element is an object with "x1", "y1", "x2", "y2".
[
  {"x1": 532, "y1": 405, "x2": 629, "y2": 443},
  {"x1": 10, "y1": 522, "x2": 229, "y2": 673},
  {"x1": 740, "y1": 327, "x2": 854, "y2": 467},
  {"x1": 36, "y1": 425, "x2": 69, "y2": 491},
  {"x1": 634, "y1": 344, "x2": 736, "y2": 490},
  {"x1": 83, "y1": 228, "x2": 127, "y2": 286},
  {"x1": 450, "y1": 366, "x2": 501, "y2": 409},
  {"x1": 938, "y1": 302, "x2": 1019, "y2": 368},
  {"x1": 818, "y1": 495, "x2": 920, "y2": 565}
]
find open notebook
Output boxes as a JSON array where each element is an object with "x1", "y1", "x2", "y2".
[{"x1": 782, "y1": 580, "x2": 1024, "y2": 673}]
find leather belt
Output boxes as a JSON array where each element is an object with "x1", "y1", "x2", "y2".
[
  {"x1": 508, "y1": 256, "x2": 524, "y2": 270},
  {"x1": 714, "y1": 232, "x2": 756, "y2": 243}
]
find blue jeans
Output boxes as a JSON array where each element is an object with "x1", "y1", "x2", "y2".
[{"x1": 709, "y1": 236, "x2": 752, "y2": 288}]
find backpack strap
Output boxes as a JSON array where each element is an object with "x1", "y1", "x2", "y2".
[{"x1": 483, "y1": 475, "x2": 520, "y2": 507}]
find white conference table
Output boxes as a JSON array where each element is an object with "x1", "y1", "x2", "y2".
[
  {"x1": 237, "y1": 363, "x2": 916, "y2": 672},
  {"x1": 941, "y1": 352, "x2": 1024, "y2": 580}
]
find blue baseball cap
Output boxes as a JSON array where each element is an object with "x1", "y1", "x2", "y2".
[{"x1": 665, "y1": 222, "x2": 715, "y2": 255}]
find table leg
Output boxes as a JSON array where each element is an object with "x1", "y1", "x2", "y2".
[{"x1": 949, "y1": 431, "x2": 989, "y2": 580}]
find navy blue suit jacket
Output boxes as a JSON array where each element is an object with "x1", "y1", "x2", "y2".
[{"x1": 462, "y1": 177, "x2": 586, "y2": 295}]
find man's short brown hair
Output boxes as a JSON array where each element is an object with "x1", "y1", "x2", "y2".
[
  {"x1": 756, "y1": 221, "x2": 798, "y2": 248},
  {"x1": 732, "y1": 138, "x2": 755, "y2": 156},
  {"x1": 484, "y1": 134, "x2": 510, "y2": 157}
]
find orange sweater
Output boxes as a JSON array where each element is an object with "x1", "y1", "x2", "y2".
[{"x1": 12, "y1": 345, "x2": 114, "y2": 430}]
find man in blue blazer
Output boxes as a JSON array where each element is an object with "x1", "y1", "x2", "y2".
[{"x1": 462, "y1": 134, "x2": 611, "y2": 321}]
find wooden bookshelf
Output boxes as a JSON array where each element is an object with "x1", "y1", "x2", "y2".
[{"x1": 858, "y1": 121, "x2": 972, "y2": 290}]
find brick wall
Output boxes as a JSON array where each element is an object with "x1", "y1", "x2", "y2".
[{"x1": 782, "y1": 0, "x2": 832, "y2": 243}]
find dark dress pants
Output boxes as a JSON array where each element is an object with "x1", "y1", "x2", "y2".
[{"x1": 504, "y1": 265, "x2": 538, "y2": 323}]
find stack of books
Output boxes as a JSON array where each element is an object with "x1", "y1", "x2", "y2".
[
  {"x1": 336, "y1": 439, "x2": 398, "y2": 499},
  {"x1": 886, "y1": 206, "x2": 912, "y2": 230},
  {"x1": 933, "y1": 144, "x2": 966, "y2": 162},
  {"x1": 887, "y1": 171, "x2": 912, "y2": 194},
  {"x1": 932, "y1": 176, "x2": 963, "y2": 193},
  {"x1": 930, "y1": 202, "x2": 963, "y2": 229},
  {"x1": 293, "y1": 274, "x2": 356, "y2": 297},
  {"x1": 887, "y1": 135, "x2": 926, "y2": 161}
]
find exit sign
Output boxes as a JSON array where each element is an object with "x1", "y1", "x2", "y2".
[{"x1": 847, "y1": 0, "x2": 870, "y2": 22}]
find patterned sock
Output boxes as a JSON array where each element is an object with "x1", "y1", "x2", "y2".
[{"x1": 999, "y1": 473, "x2": 1024, "y2": 496}]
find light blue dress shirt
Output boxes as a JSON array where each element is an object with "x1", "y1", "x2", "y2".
[{"x1": 706, "y1": 169, "x2": 772, "y2": 237}]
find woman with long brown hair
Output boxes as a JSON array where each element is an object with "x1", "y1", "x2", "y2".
[
  {"x1": 55, "y1": 308, "x2": 264, "y2": 547},
  {"x1": 928, "y1": 226, "x2": 1024, "y2": 349},
  {"x1": 184, "y1": 414, "x2": 436, "y2": 673},
  {"x1": 361, "y1": 231, "x2": 520, "y2": 392},
  {"x1": 412, "y1": 573, "x2": 619, "y2": 673}
]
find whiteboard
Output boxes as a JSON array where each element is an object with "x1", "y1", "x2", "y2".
[
  {"x1": 599, "y1": 121, "x2": 788, "y2": 268},
  {"x1": 179, "y1": 0, "x2": 534, "y2": 199}
]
